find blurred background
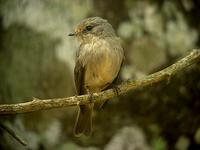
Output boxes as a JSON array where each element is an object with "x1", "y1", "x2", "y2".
[{"x1": 0, "y1": 0, "x2": 200, "y2": 150}]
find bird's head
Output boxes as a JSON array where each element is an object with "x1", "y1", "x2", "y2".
[{"x1": 68, "y1": 17, "x2": 116, "y2": 43}]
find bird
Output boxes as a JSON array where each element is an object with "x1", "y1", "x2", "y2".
[{"x1": 68, "y1": 17, "x2": 124, "y2": 136}]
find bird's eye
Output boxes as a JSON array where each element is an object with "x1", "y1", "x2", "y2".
[{"x1": 85, "y1": 25, "x2": 93, "y2": 31}]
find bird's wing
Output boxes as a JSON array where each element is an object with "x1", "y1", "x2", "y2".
[
  {"x1": 74, "y1": 59, "x2": 85, "y2": 95},
  {"x1": 111, "y1": 55, "x2": 124, "y2": 85}
]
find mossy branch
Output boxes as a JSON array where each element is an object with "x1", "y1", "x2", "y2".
[{"x1": 0, "y1": 49, "x2": 199, "y2": 115}]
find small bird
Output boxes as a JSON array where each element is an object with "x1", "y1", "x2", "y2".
[{"x1": 69, "y1": 17, "x2": 124, "y2": 136}]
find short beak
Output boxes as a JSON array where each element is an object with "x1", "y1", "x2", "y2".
[{"x1": 68, "y1": 33, "x2": 75, "y2": 36}]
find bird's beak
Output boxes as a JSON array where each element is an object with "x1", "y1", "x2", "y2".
[{"x1": 68, "y1": 33, "x2": 75, "y2": 36}]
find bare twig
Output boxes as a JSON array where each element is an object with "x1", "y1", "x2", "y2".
[
  {"x1": 0, "y1": 123, "x2": 27, "y2": 146},
  {"x1": 0, "y1": 49, "x2": 199, "y2": 114}
]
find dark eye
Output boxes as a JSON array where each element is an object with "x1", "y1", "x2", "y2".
[{"x1": 85, "y1": 25, "x2": 93, "y2": 31}]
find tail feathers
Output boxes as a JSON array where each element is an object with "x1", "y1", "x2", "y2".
[{"x1": 74, "y1": 104, "x2": 93, "y2": 136}]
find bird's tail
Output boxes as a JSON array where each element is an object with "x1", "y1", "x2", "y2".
[{"x1": 74, "y1": 104, "x2": 93, "y2": 136}]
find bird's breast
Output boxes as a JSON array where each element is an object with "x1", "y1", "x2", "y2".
[{"x1": 81, "y1": 39, "x2": 123, "y2": 92}]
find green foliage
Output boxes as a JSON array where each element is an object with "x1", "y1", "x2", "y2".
[{"x1": 151, "y1": 136, "x2": 167, "y2": 150}]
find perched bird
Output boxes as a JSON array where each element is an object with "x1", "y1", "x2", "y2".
[{"x1": 69, "y1": 17, "x2": 124, "y2": 136}]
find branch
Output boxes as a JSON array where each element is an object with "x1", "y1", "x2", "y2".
[
  {"x1": 0, "y1": 123, "x2": 27, "y2": 146},
  {"x1": 0, "y1": 49, "x2": 199, "y2": 115}
]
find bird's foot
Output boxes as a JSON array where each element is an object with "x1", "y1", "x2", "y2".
[
  {"x1": 74, "y1": 95, "x2": 80, "y2": 105},
  {"x1": 86, "y1": 86, "x2": 93, "y2": 103},
  {"x1": 113, "y1": 85, "x2": 120, "y2": 96},
  {"x1": 106, "y1": 83, "x2": 120, "y2": 96}
]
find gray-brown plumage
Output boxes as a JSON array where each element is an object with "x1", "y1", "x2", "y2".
[{"x1": 69, "y1": 17, "x2": 124, "y2": 136}]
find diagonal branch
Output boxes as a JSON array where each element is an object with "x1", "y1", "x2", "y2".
[
  {"x1": 0, "y1": 49, "x2": 199, "y2": 115},
  {"x1": 0, "y1": 123, "x2": 27, "y2": 146}
]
